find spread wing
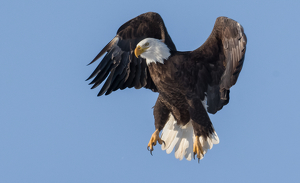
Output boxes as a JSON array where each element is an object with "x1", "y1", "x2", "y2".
[
  {"x1": 87, "y1": 12, "x2": 177, "y2": 96},
  {"x1": 190, "y1": 17, "x2": 247, "y2": 114}
]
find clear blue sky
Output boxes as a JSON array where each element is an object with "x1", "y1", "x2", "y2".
[{"x1": 1, "y1": 0, "x2": 300, "y2": 182}]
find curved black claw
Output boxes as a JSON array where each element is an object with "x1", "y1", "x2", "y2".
[
  {"x1": 147, "y1": 145, "x2": 153, "y2": 156},
  {"x1": 150, "y1": 142, "x2": 155, "y2": 155},
  {"x1": 198, "y1": 158, "x2": 200, "y2": 163},
  {"x1": 162, "y1": 140, "x2": 165, "y2": 146}
]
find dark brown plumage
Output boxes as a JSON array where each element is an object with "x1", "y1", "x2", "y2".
[
  {"x1": 86, "y1": 12, "x2": 177, "y2": 95},
  {"x1": 87, "y1": 12, "x2": 247, "y2": 161}
]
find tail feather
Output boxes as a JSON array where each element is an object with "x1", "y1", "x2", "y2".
[
  {"x1": 165, "y1": 124, "x2": 182, "y2": 154},
  {"x1": 184, "y1": 131, "x2": 194, "y2": 160},
  {"x1": 210, "y1": 132, "x2": 220, "y2": 144},
  {"x1": 161, "y1": 114, "x2": 219, "y2": 161},
  {"x1": 183, "y1": 128, "x2": 194, "y2": 161},
  {"x1": 174, "y1": 132, "x2": 184, "y2": 160},
  {"x1": 161, "y1": 115, "x2": 180, "y2": 153},
  {"x1": 174, "y1": 123, "x2": 193, "y2": 160},
  {"x1": 160, "y1": 117, "x2": 175, "y2": 150}
]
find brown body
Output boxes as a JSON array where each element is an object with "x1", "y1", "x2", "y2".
[{"x1": 148, "y1": 53, "x2": 213, "y2": 138}]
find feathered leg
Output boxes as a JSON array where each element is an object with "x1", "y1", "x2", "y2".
[
  {"x1": 186, "y1": 94, "x2": 214, "y2": 161},
  {"x1": 147, "y1": 94, "x2": 170, "y2": 155}
]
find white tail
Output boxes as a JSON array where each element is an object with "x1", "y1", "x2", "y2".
[{"x1": 161, "y1": 114, "x2": 219, "y2": 161}]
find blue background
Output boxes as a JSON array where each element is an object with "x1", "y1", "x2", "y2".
[{"x1": 1, "y1": 0, "x2": 299, "y2": 182}]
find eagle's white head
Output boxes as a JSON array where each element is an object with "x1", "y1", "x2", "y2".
[{"x1": 134, "y1": 38, "x2": 171, "y2": 65}]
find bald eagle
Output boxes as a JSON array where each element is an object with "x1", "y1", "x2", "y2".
[{"x1": 87, "y1": 12, "x2": 247, "y2": 161}]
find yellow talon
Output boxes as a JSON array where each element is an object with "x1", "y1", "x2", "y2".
[
  {"x1": 193, "y1": 136, "x2": 204, "y2": 161},
  {"x1": 147, "y1": 129, "x2": 164, "y2": 155}
]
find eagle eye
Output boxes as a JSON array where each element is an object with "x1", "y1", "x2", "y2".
[{"x1": 144, "y1": 42, "x2": 149, "y2": 46}]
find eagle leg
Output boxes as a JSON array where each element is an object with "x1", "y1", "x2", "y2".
[
  {"x1": 147, "y1": 129, "x2": 165, "y2": 155},
  {"x1": 193, "y1": 136, "x2": 204, "y2": 161}
]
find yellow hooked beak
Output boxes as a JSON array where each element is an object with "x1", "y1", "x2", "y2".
[{"x1": 134, "y1": 45, "x2": 148, "y2": 58}]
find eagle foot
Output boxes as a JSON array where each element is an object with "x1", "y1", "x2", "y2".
[
  {"x1": 193, "y1": 136, "x2": 204, "y2": 162},
  {"x1": 147, "y1": 129, "x2": 165, "y2": 155}
]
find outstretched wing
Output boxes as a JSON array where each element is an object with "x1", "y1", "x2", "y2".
[
  {"x1": 87, "y1": 12, "x2": 177, "y2": 96},
  {"x1": 190, "y1": 17, "x2": 247, "y2": 114}
]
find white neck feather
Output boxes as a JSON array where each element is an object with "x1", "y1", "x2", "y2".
[{"x1": 139, "y1": 38, "x2": 171, "y2": 65}]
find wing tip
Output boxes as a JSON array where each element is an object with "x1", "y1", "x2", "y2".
[{"x1": 87, "y1": 37, "x2": 120, "y2": 65}]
